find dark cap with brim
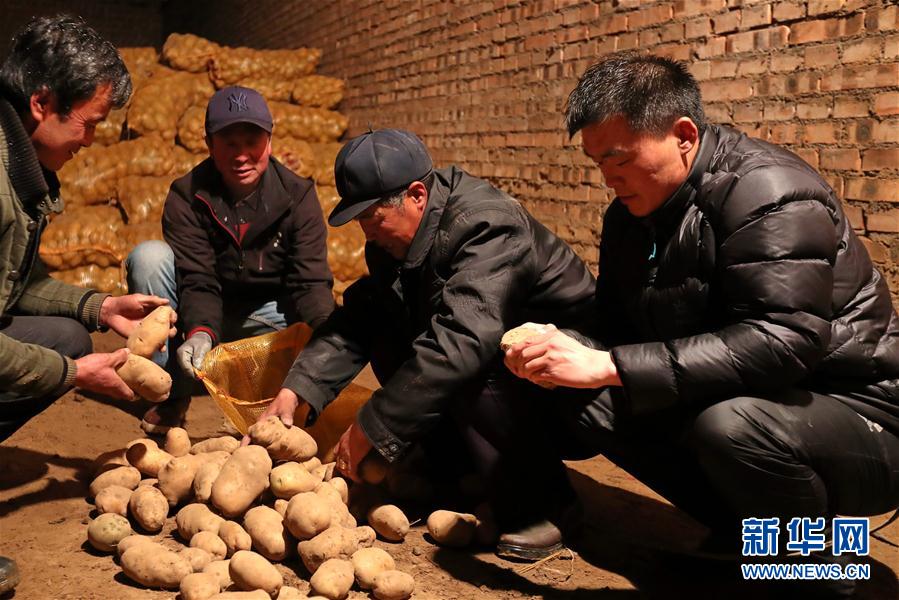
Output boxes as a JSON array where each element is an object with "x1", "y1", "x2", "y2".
[
  {"x1": 329, "y1": 128, "x2": 433, "y2": 226},
  {"x1": 205, "y1": 85, "x2": 273, "y2": 135}
]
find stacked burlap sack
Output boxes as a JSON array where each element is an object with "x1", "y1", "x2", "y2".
[{"x1": 44, "y1": 34, "x2": 365, "y2": 301}]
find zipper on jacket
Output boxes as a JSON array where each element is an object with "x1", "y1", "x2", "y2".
[{"x1": 194, "y1": 193, "x2": 241, "y2": 249}]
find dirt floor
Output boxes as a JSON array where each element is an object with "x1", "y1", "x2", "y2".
[{"x1": 1, "y1": 332, "x2": 897, "y2": 600}]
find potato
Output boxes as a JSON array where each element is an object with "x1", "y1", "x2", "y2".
[
  {"x1": 89, "y1": 465, "x2": 141, "y2": 498},
  {"x1": 191, "y1": 436, "x2": 240, "y2": 454},
  {"x1": 129, "y1": 485, "x2": 169, "y2": 532},
  {"x1": 275, "y1": 587, "x2": 304, "y2": 599},
  {"x1": 218, "y1": 520, "x2": 252, "y2": 557},
  {"x1": 202, "y1": 559, "x2": 232, "y2": 590},
  {"x1": 243, "y1": 505, "x2": 293, "y2": 561},
  {"x1": 351, "y1": 547, "x2": 395, "y2": 590},
  {"x1": 116, "y1": 534, "x2": 155, "y2": 557},
  {"x1": 273, "y1": 499, "x2": 288, "y2": 517},
  {"x1": 209, "y1": 592, "x2": 270, "y2": 599},
  {"x1": 426, "y1": 510, "x2": 477, "y2": 547},
  {"x1": 177, "y1": 503, "x2": 225, "y2": 540},
  {"x1": 311, "y1": 462, "x2": 335, "y2": 482},
  {"x1": 117, "y1": 353, "x2": 173, "y2": 402},
  {"x1": 372, "y1": 570, "x2": 415, "y2": 600},
  {"x1": 211, "y1": 446, "x2": 272, "y2": 518},
  {"x1": 284, "y1": 492, "x2": 331, "y2": 540},
  {"x1": 367, "y1": 505, "x2": 409, "y2": 542},
  {"x1": 297, "y1": 526, "x2": 376, "y2": 573},
  {"x1": 127, "y1": 305, "x2": 175, "y2": 358},
  {"x1": 180, "y1": 547, "x2": 214, "y2": 572},
  {"x1": 121, "y1": 542, "x2": 193, "y2": 589},
  {"x1": 193, "y1": 451, "x2": 232, "y2": 502},
  {"x1": 158, "y1": 452, "x2": 208, "y2": 506},
  {"x1": 309, "y1": 558, "x2": 354, "y2": 600},
  {"x1": 87, "y1": 513, "x2": 132, "y2": 552},
  {"x1": 327, "y1": 477, "x2": 348, "y2": 504},
  {"x1": 247, "y1": 416, "x2": 317, "y2": 462},
  {"x1": 499, "y1": 322, "x2": 553, "y2": 350},
  {"x1": 314, "y1": 483, "x2": 355, "y2": 529},
  {"x1": 139, "y1": 478, "x2": 159, "y2": 487},
  {"x1": 301, "y1": 456, "x2": 322, "y2": 472},
  {"x1": 126, "y1": 438, "x2": 174, "y2": 477},
  {"x1": 165, "y1": 426, "x2": 192, "y2": 457},
  {"x1": 181, "y1": 571, "x2": 222, "y2": 600},
  {"x1": 92, "y1": 447, "x2": 128, "y2": 476},
  {"x1": 359, "y1": 452, "x2": 389, "y2": 485},
  {"x1": 269, "y1": 462, "x2": 318, "y2": 499},
  {"x1": 192, "y1": 531, "x2": 228, "y2": 560},
  {"x1": 94, "y1": 484, "x2": 132, "y2": 516},
  {"x1": 228, "y1": 550, "x2": 282, "y2": 597}
]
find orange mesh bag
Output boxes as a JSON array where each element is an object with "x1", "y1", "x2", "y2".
[
  {"x1": 309, "y1": 143, "x2": 342, "y2": 185},
  {"x1": 117, "y1": 176, "x2": 172, "y2": 225},
  {"x1": 50, "y1": 264, "x2": 127, "y2": 295},
  {"x1": 270, "y1": 102, "x2": 348, "y2": 143},
  {"x1": 162, "y1": 33, "x2": 220, "y2": 73},
  {"x1": 290, "y1": 75, "x2": 345, "y2": 109},
  {"x1": 128, "y1": 69, "x2": 214, "y2": 141},
  {"x1": 119, "y1": 47, "x2": 160, "y2": 84},
  {"x1": 39, "y1": 205, "x2": 126, "y2": 270},
  {"x1": 171, "y1": 145, "x2": 207, "y2": 176},
  {"x1": 94, "y1": 107, "x2": 127, "y2": 145},
  {"x1": 272, "y1": 137, "x2": 315, "y2": 179},
  {"x1": 209, "y1": 46, "x2": 321, "y2": 87},
  {"x1": 225, "y1": 77, "x2": 294, "y2": 102},
  {"x1": 198, "y1": 323, "x2": 371, "y2": 460},
  {"x1": 176, "y1": 104, "x2": 207, "y2": 153}
]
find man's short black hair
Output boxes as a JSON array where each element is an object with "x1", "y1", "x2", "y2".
[
  {"x1": 0, "y1": 14, "x2": 131, "y2": 116},
  {"x1": 565, "y1": 51, "x2": 706, "y2": 138}
]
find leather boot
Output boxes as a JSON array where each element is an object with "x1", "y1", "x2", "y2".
[
  {"x1": 0, "y1": 556, "x2": 20, "y2": 595},
  {"x1": 496, "y1": 519, "x2": 565, "y2": 561}
]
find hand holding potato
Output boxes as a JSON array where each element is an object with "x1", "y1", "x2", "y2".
[
  {"x1": 335, "y1": 421, "x2": 372, "y2": 484},
  {"x1": 99, "y1": 294, "x2": 175, "y2": 339},
  {"x1": 241, "y1": 387, "x2": 305, "y2": 446},
  {"x1": 74, "y1": 348, "x2": 134, "y2": 400}
]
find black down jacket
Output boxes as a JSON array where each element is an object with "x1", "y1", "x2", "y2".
[{"x1": 594, "y1": 125, "x2": 899, "y2": 435}]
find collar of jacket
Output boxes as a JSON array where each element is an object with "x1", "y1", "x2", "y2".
[
  {"x1": 193, "y1": 157, "x2": 292, "y2": 247},
  {"x1": 0, "y1": 97, "x2": 63, "y2": 216},
  {"x1": 400, "y1": 166, "x2": 454, "y2": 270},
  {"x1": 641, "y1": 126, "x2": 718, "y2": 233}
]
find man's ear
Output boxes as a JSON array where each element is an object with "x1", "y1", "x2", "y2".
[
  {"x1": 408, "y1": 181, "x2": 428, "y2": 211},
  {"x1": 673, "y1": 117, "x2": 699, "y2": 154},
  {"x1": 29, "y1": 89, "x2": 53, "y2": 124}
]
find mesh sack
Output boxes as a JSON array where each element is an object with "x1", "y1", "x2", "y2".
[
  {"x1": 117, "y1": 176, "x2": 172, "y2": 225},
  {"x1": 199, "y1": 323, "x2": 371, "y2": 458},
  {"x1": 210, "y1": 46, "x2": 321, "y2": 87},
  {"x1": 309, "y1": 143, "x2": 342, "y2": 185},
  {"x1": 94, "y1": 108, "x2": 127, "y2": 146},
  {"x1": 177, "y1": 104, "x2": 207, "y2": 153},
  {"x1": 122, "y1": 222, "x2": 164, "y2": 253},
  {"x1": 224, "y1": 77, "x2": 294, "y2": 102},
  {"x1": 50, "y1": 264, "x2": 127, "y2": 295},
  {"x1": 162, "y1": 33, "x2": 220, "y2": 73},
  {"x1": 291, "y1": 75, "x2": 345, "y2": 109},
  {"x1": 171, "y1": 145, "x2": 207, "y2": 176},
  {"x1": 128, "y1": 69, "x2": 214, "y2": 141},
  {"x1": 316, "y1": 185, "x2": 339, "y2": 215},
  {"x1": 39, "y1": 205, "x2": 126, "y2": 270},
  {"x1": 327, "y1": 224, "x2": 367, "y2": 283},
  {"x1": 119, "y1": 47, "x2": 160, "y2": 85},
  {"x1": 270, "y1": 102, "x2": 347, "y2": 142},
  {"x1": 272, "y1": 137, "x2": 315, "y2": 179},
  {"x1": 59, "y1": 136, "x2": 175, "y2": 205}
]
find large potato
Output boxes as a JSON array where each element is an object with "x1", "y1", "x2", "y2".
[
  {"x1": 165, "y1": 426, "x2": 192, "y2": 457},
  {"x1": 177, "y1": 503, "x2": 225, "y2": 540},
  {"x1": 248, "y1": 416, "x2": 317, "y2": 462},
  {"x1": 367, "y1": 505, "x2": 409, "y2": 542},
  {"x1": 94, "y1": 484, "x2": 132, "y2": 516},
  {"x1": 127, "y1": 305, "x2": 175, "y2": 358},
  {"x1": 89, "y1": 465, "x2": 141, "y2": 498},
  {"x1": 218, "y1": 520, "x2": 252, "y2": 557},
  {"x1": 128, "y1": 485, "x2": 169, "y2": 532},
  {"x1": 126, "y1": 438, "x2": 174, "y2": 477},
  {"x1": 211, "y1": 446, "x2": 272, "y2": 518},
  {"x1": 191, "y1": 436, "x2": 240, "y2": 454},
  {"x1": 202, "y1": 559, "x2": 232, "y2": 590},
  {"x1": 426, "y1": 510, "x2": 477, "y2": 547},
  {"x1": 309, "y1": 558, "x2": 354, "y2": 600},
  {"x1": 180, "y1": 547, "x2": 213, "y2": 573},
  {"x1": 228, "y1": 550, "x2": 282, "y2": 597},
  {"x1": 191, "y1": 531, "x2": 228, "y2": 560},
  {"x1": 269, "y1": 462, "x2": 318, "y2": 499},
  {"x1": 117, "y1": 354, "x2": 173, "y2": 402},
  {"x1": 297, "y1": 526, "x2": 375, "y2": 573},
  {"x1": 92, "y1": 447, "x2": 129, "y2": 476},
  {"x1": 116, "y1": 534, "x2": 155, "y2": 557},
  {"x1": 244, "y1": 505, "x2": 293, "y2": 561},
  {"x1": 87, "y1": 513, "x2": 132, "y2": 552},
  {"x1": 180, "y1": 571, "x2": 221, "y2": 600},
  {"x1": 351, "y1": 547, "x2": 395, "y2": 590},
  {"x1": 372, "y1": 570, "x2": 415, "y2": 600},
  {"x1": 193, "y1": 451, "x2": 232, "y2": 503},
  {"x1": 158, "y1": 452, "x2": 208, "y2": 506},
  {"x1": 284, "y1": 492, "x2": 331, "y2": 540},
  {"x1": 121, "y1": 542, "x2": 193, "y2": 589}
]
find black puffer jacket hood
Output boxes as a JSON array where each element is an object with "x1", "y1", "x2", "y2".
[{"x1": 596, "y1": 125, "x2": 899, "y2": 434}]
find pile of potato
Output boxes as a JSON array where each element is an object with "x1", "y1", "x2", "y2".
[
  {"x1": 43, "y1": 34, "x2": 364, "y2": 302},
  {"x1": 85, "y1": 417, "x2": 419, "y2": 599}
]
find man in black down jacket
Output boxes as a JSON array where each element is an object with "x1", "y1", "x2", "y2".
[
  {"x1": 249, "y1": 128, "x2": 596, "y2": 557},
  {"x1": 126, "y1": 86, "x2": 334, "y2": 432},
  {"x1": 505, "y1": 52, "x2": 899, "y2": 595}
]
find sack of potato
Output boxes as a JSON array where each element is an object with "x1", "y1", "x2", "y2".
[
  {"x1": 291, "y1": 74, "x2": 345, "y2": 109},
  {"x1": 176, "y1": 104, "x2": 207, "y2": 153},
  {"x1": 309, "y1": 142, "x2": 342, "y2": 185},
  {"x1": 59, "y1": 136, "x2": 175, "y2": 205},
  {"x1": 223, "y1": 76, "x2": 295, "y2": 102},
  {"x1": 271, "y1": 137, "x2": 315, "y2": 179},
  {"x1": 122, "y1": 222, "x2": 165, "y2": 252},
  {"x1": 119, "y1": 47, "x2": 160, "y2": 86},
  {"x1": 209, "y1": 46, "x2": 321, "y2": 87},
  {"x1": 128, "y1": 69, "x2": 215, "y2": 141},
  {"x1": 117, "y1": 176, "x2": 172, "y2": 225},
  {"x1": 327, "y1": 225, "x2": 367, "y2": 283},
  {"x1": 171, "y1": 145, "x2": 207, "y2": 176},
  {"x1": 270, "y1": 102, "x2": 347, "y2": 143},
  {"x1": 93, "y1": 107, "x2": 127, "y2": 146},
  {"x1": 39, "y1": 205, "x2": 126, "y2": 270},
  {"x1": 316, "y1": 185, "x2": 339, "y2": 215},
  {"x1": 50, "y1": 264, "x2": 127, "y2": 296},
  {"x1": 161, "y1": 32, "x2": 220, "y2": 73}
]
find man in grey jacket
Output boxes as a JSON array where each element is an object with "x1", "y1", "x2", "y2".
[{"x1": 248, "y1": 128, "x2": 596, "y2": 559}]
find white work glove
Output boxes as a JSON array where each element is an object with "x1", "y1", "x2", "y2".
[{"x1": 177, "y1": 332, "x2": 213, "y2": 378}]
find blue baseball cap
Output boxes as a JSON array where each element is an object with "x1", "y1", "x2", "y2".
[
  {"x1": 205, "y1": 86, "x2": 273, "y2": 134},
  {"x1": 329, "y1": 128, "x2": 433, "y2": 226}
]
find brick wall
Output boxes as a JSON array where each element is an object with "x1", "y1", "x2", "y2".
[
  {"x1": 165, "y1": 0, "x2": 898, "y2": 302},
  {"x1": 1, "y1": 1, "x2": 163, "y2": 58}
]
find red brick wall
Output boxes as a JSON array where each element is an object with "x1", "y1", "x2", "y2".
[
  {"x1": 165, "y1": 0, "x2": 899, "y2": 302},
  {"x1": 1, "y1": 1, "x2": 163, "y2": 57}
]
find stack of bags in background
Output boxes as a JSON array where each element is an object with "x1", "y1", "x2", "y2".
[{"x1": 44, "y1": 34, "x2": 367, "y2": 302}]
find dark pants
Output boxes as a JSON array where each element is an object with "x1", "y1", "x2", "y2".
[{"x1": 0, "y1": 315, "x2": 93, "y2": 442}]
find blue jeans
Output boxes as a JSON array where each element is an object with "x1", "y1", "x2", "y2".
[{"x1": 126, "y1": 240, "x2": 289, "y2": 399}]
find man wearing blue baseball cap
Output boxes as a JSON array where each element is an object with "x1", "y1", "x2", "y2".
[
  {"x1": 126, "y1": 85, "x2": 335, "y2": 433},
  {"x1": 248, "y1": 127, "x2": 597, "y2": 560}
]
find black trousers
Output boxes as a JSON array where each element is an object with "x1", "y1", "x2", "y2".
[{"x1": 0, "y1": 315, "x2": 93, "y2": 442}]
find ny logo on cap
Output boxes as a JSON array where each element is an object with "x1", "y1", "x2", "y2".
[{"x1": 228, "y1": 92, "x2": 249, "y2": 112}]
